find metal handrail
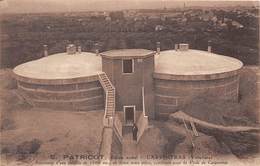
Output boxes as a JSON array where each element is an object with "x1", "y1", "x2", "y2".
[
  {"x1": 104, "y1": 91, "x2": 108, "y2": 119},
  {"x1": 98, "y1": 73, "x2": 115, "y2": 122},
  {"x1": 142, "y1": 87, "x2": 147, "y2": 117}
]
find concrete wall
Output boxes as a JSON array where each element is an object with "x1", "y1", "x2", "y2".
[
  {"x1": 143, "y1": 56, "x2": 155, "y2": 118},
  {"x1": 111, "y1": 130, "x2": 122, "y2": 158},
  {"x1": 102, "y1": 56, "x2": 155, "y2": 118},
  {"x1": 155, "y1": 75, "x2": 240, "y2": 115},
  {"x1": 17, "y1": 79, "x2": 104, "y2": 111},
  {"x1": 257, "y1": 69, "x2": 260, "y2": 122}
]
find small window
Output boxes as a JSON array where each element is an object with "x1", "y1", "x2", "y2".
[{"x1": 122, "y1": 59, "x2": 134, "y2": 73}]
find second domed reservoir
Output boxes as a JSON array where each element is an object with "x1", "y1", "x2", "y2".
[{"x1": 154, "y1": 47, "x2": 243, "y2": 115}]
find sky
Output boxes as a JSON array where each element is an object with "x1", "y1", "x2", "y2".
[{"x1": 0, "y1": 0, "x2": 259, "y2": 13}]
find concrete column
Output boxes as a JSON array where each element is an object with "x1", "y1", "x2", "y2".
[
  {"x1": 43, "y1": 45, "x2": 48, "y2": 57},
  {"x1": 156, "y1": 42, "x2": 160, "y2": 55}
]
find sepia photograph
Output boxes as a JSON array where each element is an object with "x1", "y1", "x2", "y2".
[{"x1": 0, "y1": 0, "x2": 259, "y2": 165}]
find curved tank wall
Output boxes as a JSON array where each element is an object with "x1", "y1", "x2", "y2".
[
  {"x1": 154, "y1": 49, "x2": 243, "y2": 115},
  {"x1": 13, "y1": 52, "x2": 104, "y2": 111}
]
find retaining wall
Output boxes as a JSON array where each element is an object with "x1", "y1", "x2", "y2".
[
  {"x1": 155, "y1": 74, "x2": 240, "y2": 115},
  {"x1": 15, "y1": 76, "x2": 104, "y2": 111}
]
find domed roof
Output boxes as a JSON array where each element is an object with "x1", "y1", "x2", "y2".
[
  {"x1": 154, "y1": 49, "x2": 243, "y2": 80},
  {"x1": 101, "y1": 49, "x2": 155, "y2": 59},
  {"x1": 13, "y1": 52, "x2": 102, "y2": 80}
]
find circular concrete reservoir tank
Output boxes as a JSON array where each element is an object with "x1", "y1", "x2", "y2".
[
  {"x1": 13, "y1": 52, "x2": 104, "y2": 111},
  {"x1": 154, "y1": 47, "x2": 243, "y2": 115}
]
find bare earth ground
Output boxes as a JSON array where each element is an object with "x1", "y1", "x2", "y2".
[{"x1": 0, "y1": 69, "x2": 104, "y2": 165}]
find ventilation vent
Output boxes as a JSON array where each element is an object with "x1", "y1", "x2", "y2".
[
  {"x1": 179, "y1": 43, "x2": 189, "y2": 51},
  {"x1": 66, "y1": 44, "x2": 76, "y2": 55}
]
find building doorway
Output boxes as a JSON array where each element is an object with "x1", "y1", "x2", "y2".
[{"x1": 124, "y1": 106, "x2": 135, "y2": 126}]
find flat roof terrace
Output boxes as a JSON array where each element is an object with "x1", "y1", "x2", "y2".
[{"x1": 100, "y1": 49, "x2": 155, "y2": 59}]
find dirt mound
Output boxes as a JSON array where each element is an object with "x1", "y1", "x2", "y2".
[
  {"x1": 193, "y1": 135, "x2": 232, "y2": 157},
  {"x1": 138, "y1": 121, "x2": 186, "y2": 158},
  {"x1": 180, "y1": 66, "x2": 259, "y2": 126},
  {"x1": 137, "y1": 127, "x2": 166, "y2": 157},
  {"x1": 17, "y1": 139, "x2": 42, "y2": 155},
  {"x1": 174, "y1": 135, "x2": 233, "y2": 158},
  {"x1": 1, "y1": 138, "x2": 42, "y2": 161},
  {"x1": 239, "y1": 67, "x2": 257, "y2": 99},
  {"x1": 1, "y1": 118, "x2": 16, "y2": 131},
  {"x1": 239, "y1": 66, "x2": 259, "y2": 122},
  {"x1": 0, "y1": 69, "x2": 17, "y2": 90},
  {"x1": 0, "y1": 89, "x2": 31, "y2": 131},
  {"x1": 214, "y1": 131, "x2": 259, "y2": 158},
  {"x1": 182, "y1": 95, "x2": 255, "y2": 127}
]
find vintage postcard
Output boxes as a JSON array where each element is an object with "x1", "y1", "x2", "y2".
[{"x1": 0, "y1": 0, "x2": 259, "y2": 165}]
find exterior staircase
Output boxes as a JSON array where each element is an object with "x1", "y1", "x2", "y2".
[{"x1": 98, "y1": 72, "x2": 115, "y2": 126}]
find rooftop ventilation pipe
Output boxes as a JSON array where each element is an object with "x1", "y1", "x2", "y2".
[
  {"x1": 43, "y1": 45, "x2": 48, "y2": 57},
  {"x1": 67, "y1": 44, "x2": 76, "y2": 55},
  {"x1": 208, "y1": 40, "x2": 212, "y2": 53},
  {"x1": 95, "y1": 43, "x2": 99, "y2": 56},
  {"x1": 77, "y1": 46, "x2": 82, "y2": 54},
  {"x1": 156, "y1": 42, "x2": 160, "y2": 55},
  {"x1": 179, "y1": 43, "x2": 189, "y2": 51},
  {"x1": 174, "y1": 44, "x2": 178, "y2": 51}
]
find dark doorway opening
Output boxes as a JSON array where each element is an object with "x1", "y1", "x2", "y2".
[{"x1": 124, "y1": 106, "x2": 135, "y2": 125}]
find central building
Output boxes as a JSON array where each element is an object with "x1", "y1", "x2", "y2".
[{"x1": 100, "y1": 49, "x2": 156, "y2": 124}]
